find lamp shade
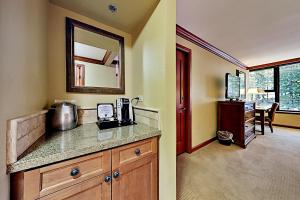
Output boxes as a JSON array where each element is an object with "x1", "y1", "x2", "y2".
[{"x1": 247, "y1": 88, "x2": 264, "y2": 94}]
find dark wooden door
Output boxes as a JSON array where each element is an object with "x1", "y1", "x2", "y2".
[
  {"x1": 176, "y1": 49, "x2": 188, "y2": 155},
  {"x1": 75, "y1": 64, "x2": 85, "y2": 87}
]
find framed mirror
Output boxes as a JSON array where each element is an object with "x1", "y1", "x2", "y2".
[
  {"x1": 66, "y1": 17, "x2": 125, "y2": 94},
  {"x1": 236, "y1": 70, "x2": 246, "y2": 100}
]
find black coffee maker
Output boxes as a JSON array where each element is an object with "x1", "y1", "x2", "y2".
[{"x1": 116, "y1": 98, "x2": 134, "y2": 125}]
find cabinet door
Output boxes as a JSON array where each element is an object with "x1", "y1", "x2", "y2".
[
  {"x1": 40, "y1": 175, "x2": 111, "y2": 200},
  {"x1": 112, "y1": 155, "x2": 158, "y2": 200}
]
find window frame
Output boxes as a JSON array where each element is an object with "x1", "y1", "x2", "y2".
[
  {"x1": 249, "y1": 67, "x2": 276, "y2": 92},
  {"x1": 249, "y1": 64, "x2": 300, "y2": 114}
]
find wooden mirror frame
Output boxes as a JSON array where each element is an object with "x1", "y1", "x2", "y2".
[{"x1": 66, "y1": 17, "x2": 125, "y2": 94}]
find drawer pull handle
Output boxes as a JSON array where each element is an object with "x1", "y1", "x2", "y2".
[
  {"x1": 70, "y1": 167, "x2": 80, "y2": 177},
  {"x1": 113, "y1": 171, "x2": 120, "y2": 179},
  {"x1": 135, "y1": 148, "x2": 141, "y2": 156},
  {"x1": 104, "y1": 175, "x2": 112, "y2": 183}
]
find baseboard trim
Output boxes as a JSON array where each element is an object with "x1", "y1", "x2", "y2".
[
  {"x1": 273, "y1": 124, "x2": 300, "y2": 129},
  {"x1": 191, "y1": 137, "x2": 217, "y2": 153}
]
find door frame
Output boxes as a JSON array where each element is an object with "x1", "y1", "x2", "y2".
[{"x1": 176, "y1": 43, "x2": 192, "y2": 154}]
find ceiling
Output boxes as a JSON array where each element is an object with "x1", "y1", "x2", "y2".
[
  {"x1": 50, "y1": 0, "x2": 159, "y2": 33},
  {"x1": 177, "y1": 0, "x2": 300, "y2": 67}
]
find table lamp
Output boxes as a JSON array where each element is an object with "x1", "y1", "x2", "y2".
[{"x1": 247, "y1": 88, "x2": 264, "y2": 101}]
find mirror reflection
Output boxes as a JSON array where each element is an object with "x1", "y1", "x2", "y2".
[
  {"x1": 66, "y1": 18, "x2": 125, "y2": 94},
  {"x1": 73, "y1": 27, "x2": 120, "y2": 88}
]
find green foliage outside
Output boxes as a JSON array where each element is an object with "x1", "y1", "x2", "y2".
[
  {"x1": 249, "y1": 64, "x2": 300, "y2": 111},
  {"x1": 249, "y1": 68, "x2": 274, "y2": 90},
  {"x1": 279, "y1": 64, "x2": 300, "y2": 111}
]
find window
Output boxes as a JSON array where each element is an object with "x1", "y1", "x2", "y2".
[
  {"x1": 249, "y1": 68, "x2": 274, "y2": 90},
  {"x1": 249, "y1": 68, "x2": 275, "y2": 107},
  {"x1": 279, "y1": 63, "x2": 300, "y2": 111},
  {"x1": 249, "y1": 62, "x2": 300, "y2": 112}
]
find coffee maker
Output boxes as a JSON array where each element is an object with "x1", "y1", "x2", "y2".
[{"x1": 116, "y1": 98, "x2": 134, "y2": 125}]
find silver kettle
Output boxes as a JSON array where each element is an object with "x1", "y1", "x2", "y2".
[{"x1": 48, "y1": 102, "x2": 78, "y2": 131}]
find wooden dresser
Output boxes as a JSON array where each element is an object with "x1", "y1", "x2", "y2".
[
  {"x1": 11, "y1": 137, "x2": 158, "y2": 200},
  {"x1": 217, "y1": 101, "x2": 256, "y2": 148}
]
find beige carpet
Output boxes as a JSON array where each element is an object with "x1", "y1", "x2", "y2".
[{"x1": 177, "y1": 126, "x2": 300, "y2": 200}]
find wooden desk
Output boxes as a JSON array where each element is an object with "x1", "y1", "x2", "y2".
[{"x1": 255, "y1": 108, "x2": 268, "y2": 135}]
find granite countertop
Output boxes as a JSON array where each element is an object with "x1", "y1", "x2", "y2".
[{"x1": 7, "y1": 123, "x2": 161, "y2": 173}]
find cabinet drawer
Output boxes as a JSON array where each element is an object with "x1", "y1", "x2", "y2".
[
  {"x1": 40, "y1": 175, "x2": 111, "y2": 200},
  {"x1": 245, "y1": 120, "x2": 255, "y2": 131},
  {"x1": 40, "y1": 151, "x2": 111, "y2": 197},
  {"x1": 112, "y1": 137, "x2": 157, "y2": 169},
  {"x1": 245, "y1": 128, "x2": 255, "y2": 139},
  {"x1": 245, "y1": 110, "x2": 255, "y2": 121}
]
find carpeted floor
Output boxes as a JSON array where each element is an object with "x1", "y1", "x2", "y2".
[{"x1": 177, "y1": 126, "x2": 300, "y2": 200}]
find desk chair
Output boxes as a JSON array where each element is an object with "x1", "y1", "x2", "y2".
[{"x1": 256, "y1": 102, "x2": 279, "y2": 133}]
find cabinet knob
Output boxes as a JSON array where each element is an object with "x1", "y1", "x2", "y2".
[
  {"x1": 104, "y1": 175, "x2": 112, "y2": 183},
  {"x1": 135, "y1": 148, "x2": 141, "y2": 156},
  {"x1": 113, "y1": 171, "x2": 120, "y2": 179},
  {"x1": 70, "y1": 167, "x2": 80, "y2": 177}
]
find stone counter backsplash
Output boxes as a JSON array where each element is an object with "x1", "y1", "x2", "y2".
[{"x1": 6, "y1": 110, "x2": 48, "y2": 165}]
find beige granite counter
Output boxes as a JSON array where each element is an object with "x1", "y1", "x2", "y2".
[{"x1": 7, "y1": 123, "x2": 161, "y2": 173}]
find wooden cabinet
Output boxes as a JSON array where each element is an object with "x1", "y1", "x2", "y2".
[
  {"x1": 112, "y1": 138, "x2": 158, "y2": 200},
  {"x1": 39, "y1": 176, "x2": 111, "y2": 200},
  {"x1": 39, "y1": 152, "x2": 111, "y2": 197},
  {"x1": 217, "y1": 101, "x2": 256, "y2": 148},
  {"x1": 11, "y1": 137, "x2": 158, "y2": 200}
]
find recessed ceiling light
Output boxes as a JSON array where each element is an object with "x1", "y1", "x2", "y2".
[{"x1": 108, "y1": 4, "x2": 117, "y2": 13}]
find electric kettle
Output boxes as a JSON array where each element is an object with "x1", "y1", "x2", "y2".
[{"x1": 48, "y1": 102, "x2": 78, "y2": 131}]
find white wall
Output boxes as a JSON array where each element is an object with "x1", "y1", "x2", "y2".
[{"x1": 0, "y1": 0, "x2": 49, "y2": 198}]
